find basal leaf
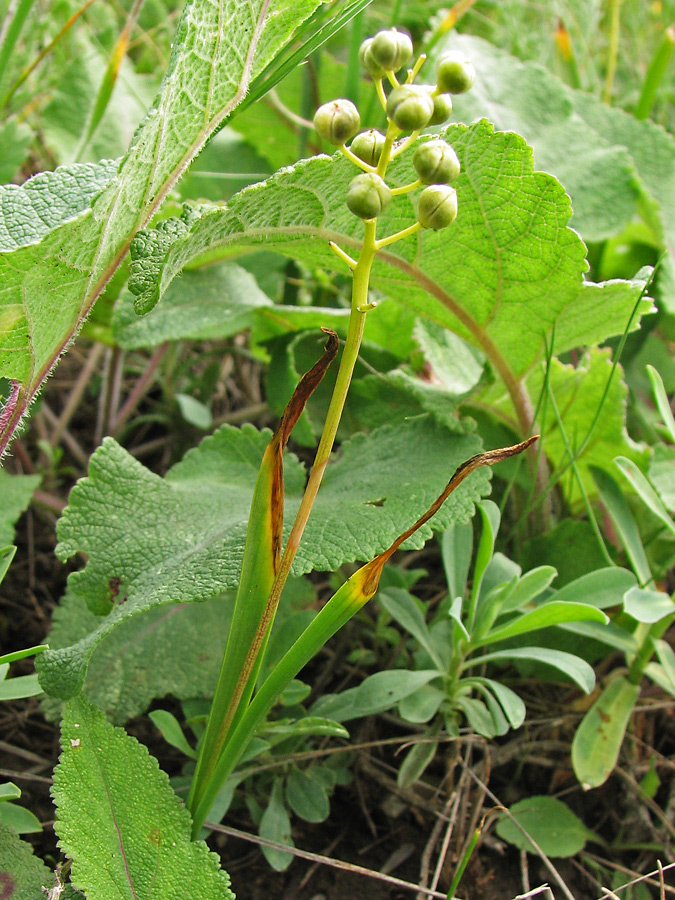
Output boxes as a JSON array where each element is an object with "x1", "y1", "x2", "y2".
[
  {"x1": 52, "y1": 696, "x2": 235, "y2": 899},
  {"x1": 38, "y1": 416, "x2": 489, "y2": 699},
  {"x1": 571, "y1": 676, "x2": 640, "y2": 790},
  {"x1": 0, "y1": 0, "x2": 323, "y2": 455},
  {"x1": 0, "y1": 823, "x2": 50, "y2": 898},
  {"x1": 130, "y1": 119, "x2": 647, "y2": 388},
  {"x1": 496, "y1": 795, "x2": 597, "y2": 857}
]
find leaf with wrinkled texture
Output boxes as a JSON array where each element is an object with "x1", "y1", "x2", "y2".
[
  {"x1": 444, "y1": 33, "x2": 675, "y2": 259},
  {"x1": 52, "y1": 696, "x2": 235, "y2": 899},
  {"x1": 37, "y1": 416, "x2": 489, "y2": 699},
  {"x1": 129, "y1": 120, "x2": 650, "y2": 384},
  {"x1": 0, "y1": 824, "x2": 50, "y2": 897},
  {"x1": 0, "y1": 0, "x2": 322, "y2": 452}
]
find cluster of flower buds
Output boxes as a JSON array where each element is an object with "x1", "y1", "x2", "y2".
[{"x1": 312, "y1": 28, "x2": 475, "y2": 233}]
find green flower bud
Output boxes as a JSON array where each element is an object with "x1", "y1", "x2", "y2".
[
  {"x1": 386, "y1": 84, "x2": 434, "y2": 132},
  {"x1": 368, "y1": 28, "x2": 413, "y2": 72},
  {"x1": 346, "y1": 172, "x2": 392, "y2": 220},
  {"x1": 429, "y1": 92, "x2": 453, "y2": 125},
  {"x1": 413, "y1": 140, "x2": 460, "y2": 184},
  {"x1": 313, "y1": 98, "x2": 361, "y2": 146},
  {"x1": 350, "y1": 129, "x2": 386, "y2": 166},
  {"x1": 358, "y1": 38, "x2": 386, "y2": 79},
  {"x1": 436, "y1": 50, "x2": 475, "y2": 94},
  {"x1": 417, "y1": 184, "x2": 458, "y2": 230}
]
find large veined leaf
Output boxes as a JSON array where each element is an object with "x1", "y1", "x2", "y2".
[
  {"x1": 52, "y1": 697, "x2": 235, "y2": 899},
  {"x1": 37, "y1": 415, "x2": 489, "y2": 699},
  {"x1": 129, "y1": 119, "x2": 650, "y2": 394},
  {"x1": 443, "y1": 34, "x2": 675, "y2": 299},
  {"x1": 0, "y1": 0, "x2": 323, "y2": 456}
]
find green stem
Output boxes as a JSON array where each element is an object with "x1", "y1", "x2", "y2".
[
  {"x1": 635, "y1": 24, "x2": 675, "y2": 120},
  {"x1": 628, "y1": 614, "x2": 675, "y2": 684},
  {"x1": 188, "y1": 221, "x2": 378, "y2": 823}
]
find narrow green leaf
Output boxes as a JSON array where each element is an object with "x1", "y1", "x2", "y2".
[
  {"x1": 441, "y1": 520, "x2": 473, "y2": 602},
  {"x1": 465, "y1": 647, "x2": 595, "y2": 694},
  {"x1": 591, "y1": 466, "x2": 652, "y2": 584},
  {"x1": 615, "y1": 456, "x2": 675, "y2": 536},
  {"x1": 647, "y1": 364, "x2": 675, "y2": 444},
  {"x1": 496, "y1": 796, "x2": 597, "y2": 857},
  {"x1": 0, "y1": 644, "x2": 47, "y2": 666},
  {"x1": 0, "y1": 672, "x2": 42, "y2": 701},
  {"x1": 378, "y1": 588, "x2": 443, "y2": 669},
  {"x1": 397, "y1": 735, "x2": 440, "y2": 789},
  {"x1": 471, "y1": 677, "x2": 526, "y2": 729},
  {"x1": 262, "y1": 716, "x2": 349, "y2": 741},
  {"x1": 654, "y1": 638, "x2": 675, "y2": 690},
  {"x1": 259, "y1": 779, "x2": 293, "y2": 871},
  {"x1": 285, "y1": 768, "x2": 330, "y2": 823},
  {"x1": 552, "y1": 566, "x2": 636, "y2": 608},
  {"x1": 571, "y1": 676, "x2": 640, "y2": 789},
  {"x1": 499, "y1": 566, "x2": 558, "y2": 614},
  {"x1": 0, "y1": 802, "x2": 43, "y2": 834},
  {"x1": 52, "y1": 697, "x2": 235, "y2": 899},
  {"x1": 645, "y1": 661, "x2": 675, "y2": 699},
  {"x1": 623, "y1": 586, "x2": 675, "y2": 623},
  {"x1": 473, "y1": 601, "x2": 607, "y2": 647},
  {"x1": 468, "y1": 500, "x2": 500, "y2": 630},
  {"x1": 192, "y1": 332, "x2": 338, "y2": 811},
  {"x1": 456, "y1": 695, "x2": 498, "y2": 738},
  {"x1": 149, "y1": 709, "x2": 197, "y2": 760}
]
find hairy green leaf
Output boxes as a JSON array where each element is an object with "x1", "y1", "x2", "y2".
[
  {"x1": 0, "y1": 0, "x2": 322, "y2": 453},
  {"x1": 130, "y1": 120, "x2": 648, "y2": 385},
  {"x1": 38, "y1": 417, "x2": 488, "y2": 699},
  {"x1": 446, "y1": 33, "x2": 675, "y2": 264},
  {"x1": 53, "y1": 697, "x2": 235, "y2": 899}
]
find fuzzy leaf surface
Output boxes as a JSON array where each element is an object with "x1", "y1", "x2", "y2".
[
  {"x1": 52, "y1": 697, "x2": 235, "y2": 899},
  {"x1": 38, "y1": 417, "x2": 488, "y2": 699},
  {"x1": 0, "y1": 823, "x2": 50, "y2": 898},
  {"x1": 130, "y1": 119, "x2": 649, "y2": 383},
  {"x1": 0, "y1": 0, "x2": 321, "y2": 447}
]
